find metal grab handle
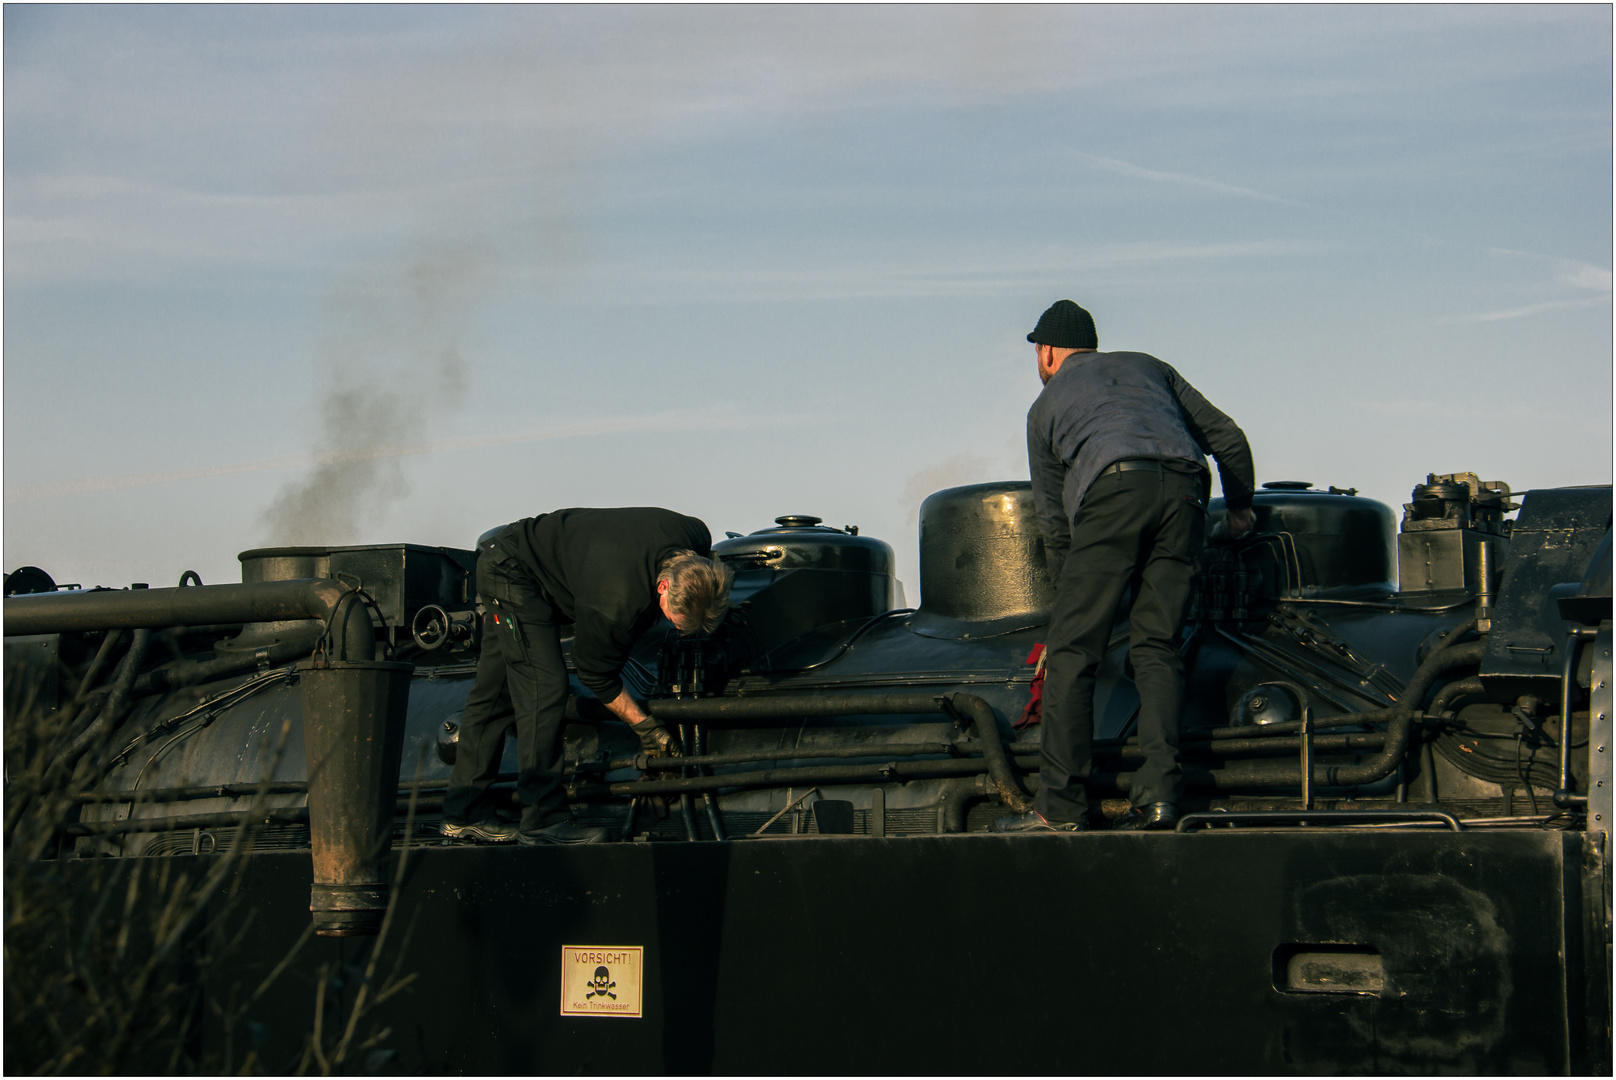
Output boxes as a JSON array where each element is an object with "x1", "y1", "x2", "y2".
[
  {"x1": 1299, "y1": 705, "x2": 1313, "y2": 811},
  {"x1": 1176, "y1": 809, "x2": 1464, "y2": 833},
  {"x1": 1555, "y1": 626, "x2": 1600, "y2": 807}
]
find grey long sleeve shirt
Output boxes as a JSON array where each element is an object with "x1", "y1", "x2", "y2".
[{"x1": 1027, "y1": 349, "x2": 1254, "y2": 582}]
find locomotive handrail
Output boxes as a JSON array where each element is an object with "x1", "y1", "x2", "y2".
[
  {"x1": 631, "y1": 689, "x2": 1032, "y2": 813},
  {"x1": 589, "y1": 742, "x2": 967, "y2": 772},
  {"x1": 1556, "y1": 625, "x2": 1601, "y2": 808},
  {"x1": 1175, "y1": 809, "x2": 1464, "y2": 832},
  {"x1": 576, "y1": 753, "x2": 1037, "y2": 800}
]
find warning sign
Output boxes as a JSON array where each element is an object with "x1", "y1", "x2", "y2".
[{"x1": 560, "y1": 945, "x2": 644, "y2": 1018}]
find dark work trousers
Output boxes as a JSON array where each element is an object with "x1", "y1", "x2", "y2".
[
  {"x1": 1035, "y1": 466, "x2": 1207, "y2": 823},
  {"x1": 442, "y1": 550, "x2": 572, "y2": 832}
]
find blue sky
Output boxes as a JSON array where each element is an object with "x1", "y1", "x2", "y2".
[{"x1": 5, "y1": 5, "x2": 1611, "y2": 604}]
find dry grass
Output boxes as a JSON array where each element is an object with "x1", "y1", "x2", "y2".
[{"x1": 4, "y1": 654, "x2": 421, "y2": 1075}]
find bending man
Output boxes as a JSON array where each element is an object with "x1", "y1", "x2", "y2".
[
  {"x1": 997, "y1": 300, "x2": 1254, "y2": 834},
  {"x1": 441, "y1": 507, "x2": 731, "y2": 845}
]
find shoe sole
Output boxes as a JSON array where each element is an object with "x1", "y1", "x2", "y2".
[
  {"x1": 439, "y1": 822, "x2": 517, "y2": 843},
  {"x1": 517, "y1": 833, "x2": 610, "y2": 846},
  {"x1": 991, "y1": 817, "x2": 1087, "y2": 834}
]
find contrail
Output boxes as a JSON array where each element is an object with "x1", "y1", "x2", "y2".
[
  {"x1": 1074, "y1": 152, "x2": 1311, "y2": 209},
  {"x1": 5, "y1": 410, "x2": 785, "y2": 505}
]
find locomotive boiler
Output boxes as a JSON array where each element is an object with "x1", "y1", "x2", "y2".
[{"x1": 4, "y1": 468, "x2": 1611, "y2": 1074}]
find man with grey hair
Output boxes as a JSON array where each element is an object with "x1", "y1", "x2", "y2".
[
  {"x1": 996, "y1": 300, "x2": 1254, "y2": 834},
  {"x1": 441, "y1": 507, "x2": 731, "y2": 845}
]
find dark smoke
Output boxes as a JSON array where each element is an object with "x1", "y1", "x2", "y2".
[{"x1": 261, "y1": 241, "x2": 485, "y2": 546}]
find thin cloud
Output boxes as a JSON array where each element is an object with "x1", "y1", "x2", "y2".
[
  {"x1": 1482, "y1": 247, "x2": 1613, "y2": 292},
  {"x1": 1558, "y1": 264, "x2": 1614, "y2": 292},
  {"x1": 1074, "y1": 152, "x2": 1311, "y2": 209},
  {"x1": 1420, "y1": 247, "x2": 1614, "y2": 324},
  {"x1": 1439, "y1": 295, "x2": 1611, "y2": 325},
  {"x1": 571, "y1": 239, "x2": 1300, "y2": 304},
  {"x1": 4, "y1": 409, "x2": 802, "y2": 505}
]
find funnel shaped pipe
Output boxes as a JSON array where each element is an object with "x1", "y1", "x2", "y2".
[{"x1": 300, "y1": 660, "x2": 414, "y2": 937}]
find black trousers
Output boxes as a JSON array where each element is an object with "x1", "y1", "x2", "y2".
[
  {"x1": 442, "y1": 548, "x2": 572, "y2": 831},
  {"x1": 1035, "y1": 466, "x2": 1207, "y2": 823}
]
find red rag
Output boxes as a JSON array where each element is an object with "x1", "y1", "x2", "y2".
[{"x1": 1013, "y1": 643, "x2": 1046, "y2": 729}]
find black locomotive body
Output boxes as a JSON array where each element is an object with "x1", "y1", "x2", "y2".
[{"x1": 4, "y1": 469, "x2": 1611, "y2": 1074}]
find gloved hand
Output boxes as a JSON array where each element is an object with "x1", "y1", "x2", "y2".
[{"x1": 632, "y1": 717, "x2": 682, "y2": 759}]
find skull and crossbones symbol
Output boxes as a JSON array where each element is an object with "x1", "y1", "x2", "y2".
[{"x1": 585, "y1": 966, "x2": 617, "y2": 1001}]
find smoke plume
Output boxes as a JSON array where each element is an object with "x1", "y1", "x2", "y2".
[{"x1": 260, "y1": 241, "x2": 487, "y2": 546}]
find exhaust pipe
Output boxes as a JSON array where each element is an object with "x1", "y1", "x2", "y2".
[
  {"x1": 301, "y1": 659, "x2": 414, "y2": 937},
  {"x1": 3, "y1": 579, "x2": 412, "y2": 936},
  {"x1": 3, "y1": 578, "x2": 375, "y2": 661}
]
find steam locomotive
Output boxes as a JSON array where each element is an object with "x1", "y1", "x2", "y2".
[{"x1": 5, "y1": 469, "x2": 1610, "y2": 1073}]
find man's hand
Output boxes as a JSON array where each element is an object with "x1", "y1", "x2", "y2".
[
  {"x1": 603, "y1": 688, "x2": 682, "y2": 758},
  {"x1": 604, "y1": 687, "x2": 651, "y2": 726},
  {"x1": 1228, "y1": 507, "x2": 1254, "y2": 539},
  {"x1": 630, "y1": 717, "x2": 682, "y2": 759}
]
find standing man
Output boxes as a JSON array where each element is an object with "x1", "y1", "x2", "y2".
[
  {"x1": 996, "y1": 300, "x2": 1255, "y2": 833},
  {"x1": 441, "y1": 507, "x2": 731, "y2": 845}
]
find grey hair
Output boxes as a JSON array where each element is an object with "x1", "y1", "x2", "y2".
[{"x1": 656, "y1": 551, "x2": 733, "y2": 635}]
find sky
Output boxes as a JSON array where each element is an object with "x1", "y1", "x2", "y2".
[{"x1": 4, "y1": 4, "x2": 1611, "y2": 606}]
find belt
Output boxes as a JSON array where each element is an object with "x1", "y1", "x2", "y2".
[{"x1": 1099, "y1": 459, "x2": 1201, "y2": 477}]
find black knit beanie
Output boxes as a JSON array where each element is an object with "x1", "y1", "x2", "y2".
[{"x1": 1027, "y1": 300, "x2": 1098, "y2": 350}]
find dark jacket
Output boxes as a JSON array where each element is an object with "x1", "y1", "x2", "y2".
[
  {"x1": 1027, "y1": 350, "x2": 1254, "y2": 580},
  {"x1": 498, "y1": 507, "x2": 712, "y2": 703}
]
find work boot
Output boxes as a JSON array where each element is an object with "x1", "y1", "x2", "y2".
[
  {"x1": 518, "y1": 819, "x2": 613, "y2": 845},
  {"x1": 990, "y1": 809, "x2": 1088, "y2": 833},
  {"x1": 1110, "y1": 802, "x2": 1179, "y2": 832},
  {"x1": 439, "y1": 818, "x2": 518, "y2": 843}
]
